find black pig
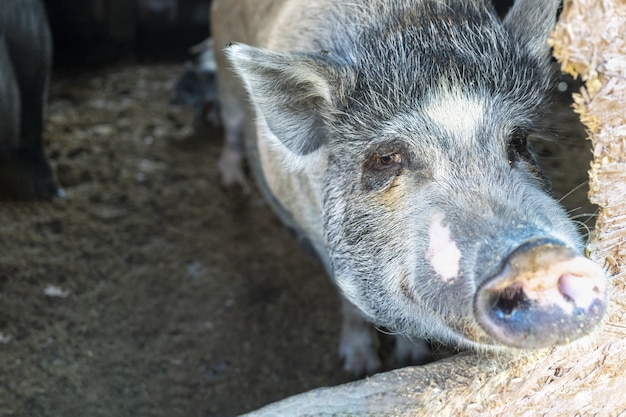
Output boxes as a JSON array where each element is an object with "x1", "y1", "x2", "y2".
[{"x1": 0, "y1": 0, "x2": 57, "y2": 200}]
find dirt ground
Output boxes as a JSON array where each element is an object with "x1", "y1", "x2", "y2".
[{"x1": 0, "y1": 63, "x2": 593, "y2": 417}]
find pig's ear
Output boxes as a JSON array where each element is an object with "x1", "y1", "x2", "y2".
[
  {"x1": 226, "y1": 43, "x2": 344, "y2": 155},
  {"x1": 503, "y1": 0, "x2": 559, "y2": 57}
]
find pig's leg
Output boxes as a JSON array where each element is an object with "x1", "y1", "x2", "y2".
[
  {"x1": 0, "y1": 36, "x2": 20, "y2": 151},
  {"x1": 0, "y1": 0, "x2": 57, "y2": 200},
  {"x1": 392, "y1": 335, "x2": 431, "y2": 367},
  {"x1": 217, "y1": 124, "x2": 248, "y2": 191},
  {"x1": 339, "y1": 297, "x2": 382, "y2": 376},
  {"x1": 214, "y1": 51, "x2": 249, "y2": 191}
]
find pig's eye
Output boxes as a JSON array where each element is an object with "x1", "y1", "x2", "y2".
[
  {"x1": 507, "y1": 129, "x2": 530, "y2": 164},
  {"x1": 376, "y1": 153, "x2": 403, "y2": 170},
  {"x1": 362, "y1": 146, "x2": 407, "y2": 190}
]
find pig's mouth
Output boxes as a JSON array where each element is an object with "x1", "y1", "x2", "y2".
[{"x1": 474, "y1": 238, "x2": 607, "y2": 349}]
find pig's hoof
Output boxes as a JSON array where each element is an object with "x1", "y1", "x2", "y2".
[
  {"x1": 339, "y1": 338, "x2": 382, "y2": 377},
  {"x1": 393, "y1": 336, "x2": 432, "y2": 366},
  {"x1": 218, "y1": 149, "x2": 249, "y2": 193},
  {"x1": 0, "y1": 150, "x2": 58, "y2": 201},
  {"x1": 339, "y1": 301, "x2": 383, "y2": 376}
]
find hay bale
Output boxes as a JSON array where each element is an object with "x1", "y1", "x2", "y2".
[{"x1": 243, "y1": 1, "x2": 626, "y2": 415}]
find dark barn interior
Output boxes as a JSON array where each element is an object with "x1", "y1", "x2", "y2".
[{"x1": 45, "y1": 0, "x2": 212, "y2": 66}]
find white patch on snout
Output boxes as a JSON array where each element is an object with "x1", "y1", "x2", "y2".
[
  {"x1": 423, "y1": 90, "x2": 484, "y2": 142},
  {"x1": 427, "y1": 212, "x2": 462, "y2": 283}
]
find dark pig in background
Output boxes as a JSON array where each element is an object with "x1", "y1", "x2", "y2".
[
  {"x1": 211, "y1": 0, "x2": 608, "y2": 376},
  {"x1": 0, "y1": 0, "x2": 57, "y2": 200},
  {"x1": 171, "y1": 38, "x2": 221, "y2": 127}
]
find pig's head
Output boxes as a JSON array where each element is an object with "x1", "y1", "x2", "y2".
[{"x1": 227, "y1": 0, "x2": 607, "y2": 351}]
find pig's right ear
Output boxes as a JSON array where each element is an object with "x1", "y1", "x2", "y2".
[
  {"x1": 503, "y1": 0, "x2": 560, "y2": 58},
  {"x1": 226, "y1": 43, "x2": 346, "y2": 155}
]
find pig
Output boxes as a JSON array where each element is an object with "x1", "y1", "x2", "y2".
[
  {"x1": 0, "y1": 0, "x2": 57, "y2": 200},
  {"x1": 210, "y1": 0, "x2": 608, "y2": 376},
  {"x1": 171, "y1": 38, "x2": 222, "y2": 127}
]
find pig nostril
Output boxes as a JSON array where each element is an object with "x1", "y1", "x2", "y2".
[{"x1": 493, "y1": 282, "x2": 530, "y2": 319}]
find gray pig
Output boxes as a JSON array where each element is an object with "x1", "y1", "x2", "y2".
[
  {"x1": 211, "y1": 0, "x2": 607, "y2": 376},
  {"x1": 171, "y1": 38, "x2": 222, "y2": 127},
  {"x1": 0, "y1": 0, "x2": 57, "y2": 200}
]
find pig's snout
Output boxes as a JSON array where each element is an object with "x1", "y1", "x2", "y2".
[{"x1": 475, "y1": 239, "x2": 606, "y2": 348}]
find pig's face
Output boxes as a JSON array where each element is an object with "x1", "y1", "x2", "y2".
[
  {"x1": 227, "y1": 0, "x2": 607, "y2": 351},
  {"x1": 323, "y1": 86, "x2": 604, "y2": 349}
]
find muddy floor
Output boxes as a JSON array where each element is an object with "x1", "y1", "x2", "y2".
[{"x1": 0, "y1": 63, "x2": 594, "y2": 417}]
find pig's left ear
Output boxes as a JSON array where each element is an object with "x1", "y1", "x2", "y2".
[
  {"x1": 503, "y1": 0, "x2": 560, "y2": 57},
  {"x1": 227, "y1": 43, "x2": 348, "y2": 155}
]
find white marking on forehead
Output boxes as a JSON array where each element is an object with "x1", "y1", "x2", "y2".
[
  {"x1": 427, "y1": 212, "x2": 462, "y2": 283},
  {"x1": 423, "y1": 91, "x2": 484, "y2": 142}
]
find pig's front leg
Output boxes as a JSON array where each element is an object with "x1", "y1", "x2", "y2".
[
  {"x1": 213, "y1": 49, "x2": 249, "y2": 192},
  {"x1": 339, "y1": 299, "x2": 432, "y2": 377},
  {"x1": 393, "y1": 335, "x2": 431, "y2": 367},
  {"x1": 339, "y1": 297, "x2": 382, "y2": 377},
  {"x1": 216, "y1": 89, "x2": 249, "y2": 192}
]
